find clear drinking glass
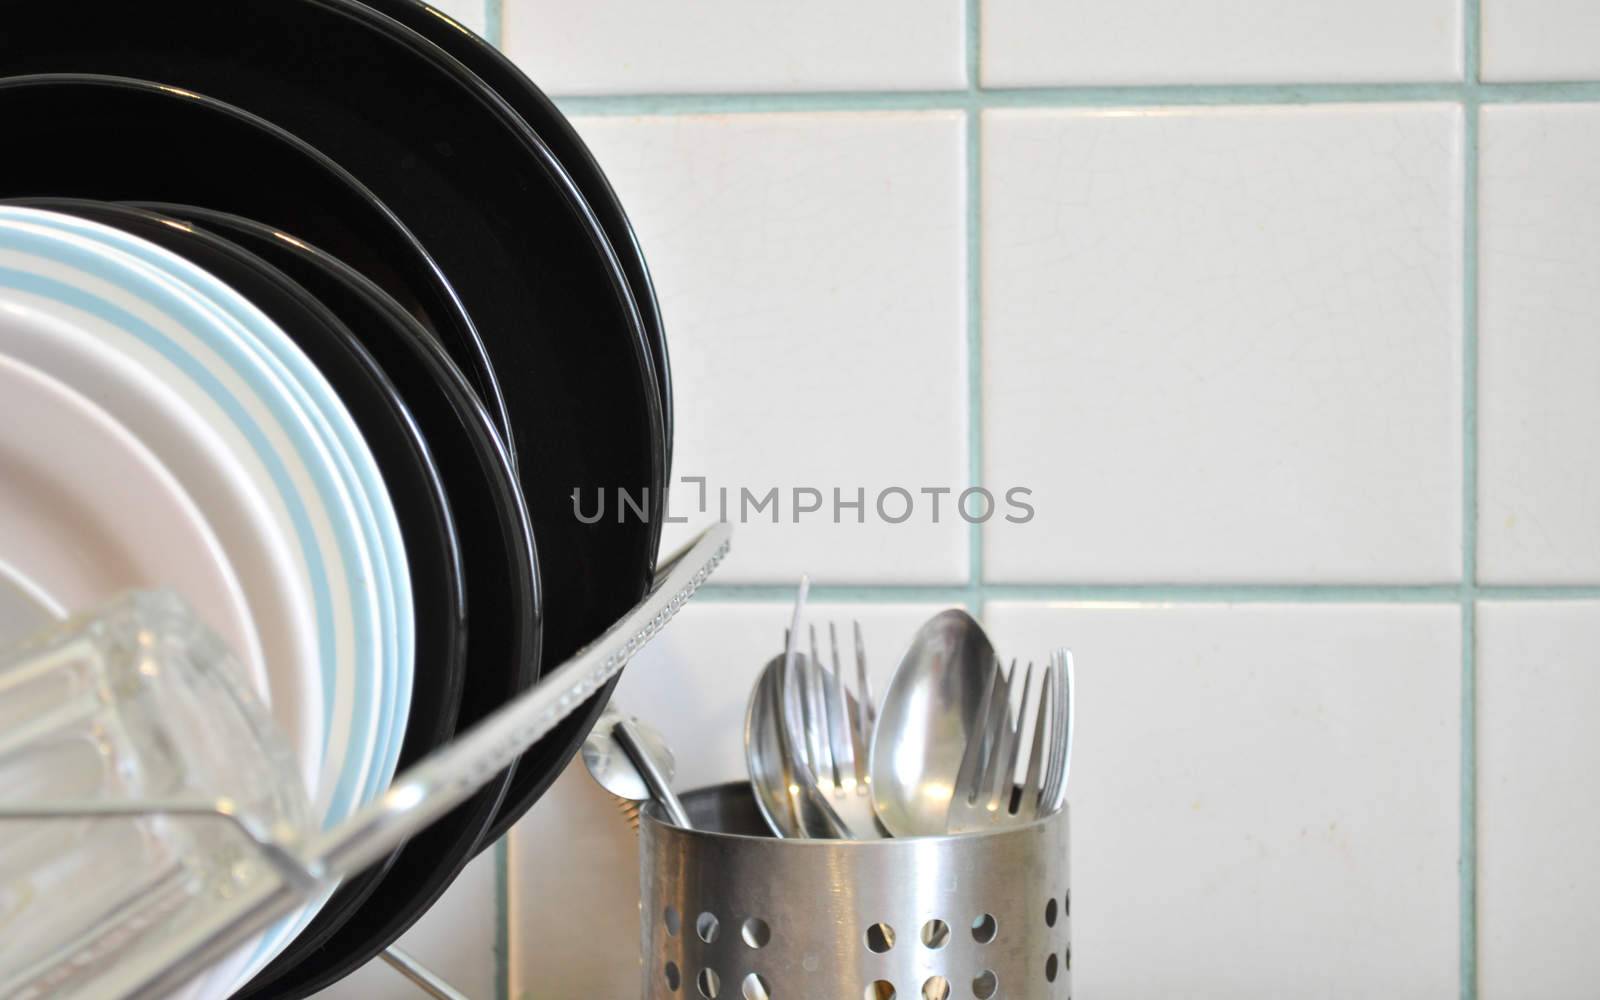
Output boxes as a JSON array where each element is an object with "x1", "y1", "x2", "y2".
[{"x1": 0, "y1": 590, "x2": 310, "y2": 999}]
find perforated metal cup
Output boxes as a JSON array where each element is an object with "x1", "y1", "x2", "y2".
[{"x1": 640, "y1": 782, "x2": 1071, "y2": 1000}]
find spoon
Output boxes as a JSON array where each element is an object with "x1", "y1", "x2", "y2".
[
  {"x1": 745, "y1": 652, "x2": 832, "y2": 838},
  {"x1": 582, "y1": 705, "x2": 691, "y2": 828},
  {"x1": 746, "y1": 648, "x2": 883, "y2": 838},
  {"x1": 868, "y1": 609, "x2": 1001, "y2": 838}
]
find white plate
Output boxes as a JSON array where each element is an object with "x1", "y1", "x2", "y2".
[
  {"x1": 0, "y1": 354, "x2": 261, "y2": 682},
  {"x1": 6, "y1": 207, "x2": 409, "y2": 809},
  {"x1": 14, "y1": 209, "x2": 415, "y2": 993},
  {"x1": 0, "y1": 211, "x2": 389, "y2": 992},
  {"x1": 0, "y1": 294, "x2": 322, "y2": 796},
  {"x1": 0, "y1": 214, "x2": 373, "y2": 818}
]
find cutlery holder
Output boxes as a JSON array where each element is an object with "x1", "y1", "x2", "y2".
[{"x1": 640, "y1": 782, "x2": 1071, "y2": 1000}]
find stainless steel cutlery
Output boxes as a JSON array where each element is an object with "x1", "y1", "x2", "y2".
[{"x1": 748, "y1": 580, "x2": 1076, "y2": 840}]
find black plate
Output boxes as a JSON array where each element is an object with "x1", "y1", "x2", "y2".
[
  {"x1": 8, "y1": 197, "x2": 496, "y2": 921},
  {"x1": 140, "y1": 203, "x2": 542, "y2": 997},
  {"x1": 368, "y1": 0, "x2": 674, "y2": 468},
  {"x1": 0, "y1": 0, "x2": 665, "y2": 836},
  {"x1": 0, "y1": 75, "x2": 511, "y2": 452},
  {"x1": 5, "y1": 196, "x2": 476, "y2": 950},
  {"x1": 0, "y1": 68, "x2": 632, "y2": 845}
]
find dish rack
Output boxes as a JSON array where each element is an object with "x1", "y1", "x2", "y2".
[
  {"x1": 0, "y1": 523, "x2": 732, "y2": 1000},
  {"x1": 642, "y1": 784, "x2": 1072, "y2": 1000}
]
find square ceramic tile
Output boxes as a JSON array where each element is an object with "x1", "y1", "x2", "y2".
[
  {"x1": 509, "y1": 599, "x2": 951, "y2": 997},
  {"x1": 503, "y1": 0, "x2": 965, "y2": 95},
  {"x1": 980, "y1": 0, "x2": 1461, "y2": 86},
  {"x1": 310, "y1": 851, "x2": 498, "y2": 999},
  {"x1": 509, "y1": 761, "x2": 644, "y2": 999},
  {"x1": 984, "y1": 601, "x2": 1462, "y2": 997},
  {"x1": 573, "y1": 113, "x2": 969, "y2": 584},
  {"x1": 426, "y1": 0, "x2": 486, "y2": 35},
  {"x1": 1478, "y1": 106, "x2": 1600, "y2": 583},
  {"x1": 982, "y1": 106, "x2": 1464, "y2": 584},
  {"x1": 1477, "y1": 600, "x2": 1600, "y2": 997},
  {"x1": 1482, "y1": 0, "x2": 1600, "y2": 81}
]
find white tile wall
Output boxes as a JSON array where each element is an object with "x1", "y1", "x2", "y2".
[
  {"x1": 985, "y1": 601, "x2": 1462, "y2": 997},
  {"x1": 1477, "y1": 601, "x2": 1600, "y2": 998},
  {"x1": 312, "y1": 3, "x2": 1600, "y2": 999},
  {"x1": 570, "y1": 112, "x2": 970, "y2": 585},
  {"x1": 981, "y1": 0, "x2": 1462, "y2": 86},
  {"x1": 502, "y1": 0, "x2": 967, "y2": 95},
  {"x1": 1478, "y1": 105, "x2": 1600, "y2": 583},
  {"x1": 983, "y1": 105, "x2": 1464, "y2": 584},
  {"x1": 1482, "y1": 0, "x2": 1600, "y2": 81}
]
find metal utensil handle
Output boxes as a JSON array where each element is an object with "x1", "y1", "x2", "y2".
[
  {"x1": 614, "y1": 717, "x2": 692, "y2": 828},
  {"x1": 100, "y1": 522, "x2": 733, "y2": 1000}
]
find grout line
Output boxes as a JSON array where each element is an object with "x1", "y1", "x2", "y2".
[
  {"x1": 485, "y1": 0, "x2": 504, "y2": 49},
  {"x1": 495, "y1": 836, "x2": 510, "y2": 1000},
  {"x1": 698, "y1": 582, "x2": 1496, "y2": 603},
  {"x1": 1473, "y1": 585, "x2": 1600, "y2": 600},
  {"x1": 1460, "y1": 601, "x2": 1479, "y2": 1000},
  {"x1": 965, "y1": 0, "x2": 984, "y2": 618},
  {"x1": 697, "y1": 581, "x2": 1600, "y2": 603},
  {"x1": 552, "y1": 81, "x2": 1600, "y2": 118},
  {"x1": 1460, "y1": 0, "x2": 1483, "y2": 995}
]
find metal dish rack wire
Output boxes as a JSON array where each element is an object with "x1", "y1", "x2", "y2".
[{"x1": 0, "y1": 524, "x2": 733, "y2": 1000}]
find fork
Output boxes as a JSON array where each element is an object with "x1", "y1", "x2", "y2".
[
  {"x1": 801, "y1": 621, "x2": 884, "y2": 838},
  {"x1": 774, "y1": 579, "x2": 854, "y2": 838},
  {"x1": 946, "y1": 648, "x2": 1073, "y2": 834}
]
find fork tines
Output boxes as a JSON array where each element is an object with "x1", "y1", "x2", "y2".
[{"x1": 948, "y1": 648, "x2": 1070, "y2": 834}]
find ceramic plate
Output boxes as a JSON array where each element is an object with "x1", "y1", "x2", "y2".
[
  {"x1": 0, "y1": 208, "x2": 382, "y2": 823},
  {"x1": 35, "y1": 200, "x2": 437, "y2": 794},
  {"x1": 370, "y1": 0, "x2": 674, "y2": 466},
  {"x1": 0, "y1": 286, "x2": 322, "y2": 796},
  {"x1": 0, "y1": 353, "x2": 258, "y2": 678},
  {"x1": 0, "y1": 350, "x2": 270, "y2": 998},
  {"x1": 0, "y1": 75, "x2": 503, "y2": 447},
  {"x1": 168, "y1": 205, "x2": 536, "y2": 998},
  {"x1": 0, "y1": 19, "x2": 666, "y2": 832},
  {"x1": 9, "y1": 203, "x2": 410, "y2": 810},
  {"x1": 0, "y1": 210, "x2": 386, "y2": 995}
]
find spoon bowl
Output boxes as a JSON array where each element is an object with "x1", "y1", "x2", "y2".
[
  {"x1": 745, "y1": 653, "x2": 864, "y2": 838},
  {"x1": 582, "y1": 706, "x2": 691, "y2": 828},
  {"x1": 868, "y1": 609, "x2": 1000, "y2": 838}
]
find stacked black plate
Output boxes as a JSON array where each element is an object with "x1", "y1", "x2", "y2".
[{"x1": 0, "y1": 2, "x2": 670, "y2": 994}]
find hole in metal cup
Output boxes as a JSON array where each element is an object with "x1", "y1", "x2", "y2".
[
  {"x1": 919, "y1": 919, "x2": 950, "y2": 950},
  {"x1": 665, "y1": 906, "x2": 681, "y2": 936},
  {"x1": 971, "y1": 912, "x2": 999, "y2": 944},
  {"x1": 1046, "y1": 897, "x2": 1058, "y2": 927},
  {"x1": 921, "y1": 975, "x2": 950, "y2": 1000},
  {"x1": 741, "y1": 972, "x2": 771, "y2": 1000},
  {"x1": 1046, "y1": 953, "x2": 1059, "y2": 983},
  {"x1": 742, "y1": 917, "x2": 771, "y2": 949},
  {"x1": 865, "y1": 922, "x2": 896, "y2": 953},
  {"x1": 697, "y1": 912, "x2": 721, "y2": 944},
  {"x1": 864, "y1": 981, "x2": 897, "y2": 1000},
  {"x1": 698, "y1": 968, "x2": 722, "y2": 998},
  {"x1": 665, "y1": 962, "x2": 681, "y2": 992},
  {"x1": 972, "y1": 970, "x2": 999, "y2": 999}
]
